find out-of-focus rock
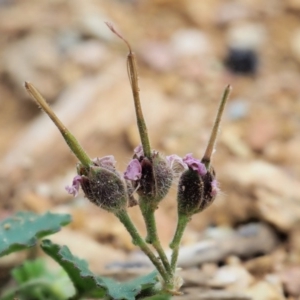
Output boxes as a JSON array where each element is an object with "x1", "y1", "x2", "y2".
[
  {"x1": 1, "y1": 60, "x2": 125, "y2": 175},
  {"x1": 266, "y1": 137, "x2": 300, "y2": 168},
  {"x1": 227, "y1": 99, "x2": 249, "y2": 120},
  {"x1": 281, "y1": 266, "x2": 300, "y2": 296},
  {"x1": 224, "y1": 23, "x2": 265, "y2": 75},
  {"x1": 184, "y1": 0, "x2": 221, "y2": 27},
  {"x1": 245, "y1": 255, "x2": 274, "y2": 276},
  {"x1": 246, "y1": 117, "x2": 279, "y2": 152},
  {"x1": 245, "y1": 280, "x2": 285, "y2": 300},
  {"x1": 175, "y1": 223, "x2": 278, "y2": 268},
  {"x1": 71, "y1": 0, "x2": 111, "y2": 40},
  {"x1": 291, "y1": 28, "x2": 300, "y2": 63},
  {"x1": 226, "y1": 23, "x2": 265, "y2": 51},
  {"x1": 139, "y1": 41, "x2": 174, "y2": 72},
  {"x1": 68, "y1": 40, "x2": 109, "y2": 71},
  {"x1": 0, "y1": 250, "x2": 28, "y2": 268},
  {"x1": 0, "y1": 250, "x2": 29, "y2": 288},
  {"x1": 217, "y1": 3, "x2": 252, "y2": 24},
  {"x1": 286, "y1": 0, "x2": 300, "y2": 11},
  {"x1": 255, "y1": 188, "x2": 300, "y2": 232},
  {"x1": 81, "y1": 208, "x2": 133, "y2": 250},
  {"x1": 221, "y1": 124, "x2": 253, "y2": 158},
  {"x1": 289, "y1": 228, "x2": 300, "y2": 264},
  {"x1": 0, "y1": 2, "x2": 48, "y2": 34},
  {"x1": 21, "y1": 191, "x2": 52, "y2": 213},
  {"x1": 2, "y1": 33, "x2": 62, "y2": 100},
  {"x1": 223, "y1": 160, "x2": 300, "y2": 231},
  {"x1": 171, "y1": 29, "x2": 211, "y2": 58},
  {"x1": 201, "y1": 262, "x2": 218, "y2": 278},
  {"x1": 123, "y1": 79, "x2": 212, "y2": 156},
  {"x1": 109, "y1": 223, "x2": 278, "y2": 270},
  {"x1": 209, "y1": 263, "x2": 254, "y2": 290},
  {"x1": 49, "y1": 228, "x2": 127, "y2": 273},
  {"x1": 174, "y1": 288, "x2": 251, "y2": 300}
]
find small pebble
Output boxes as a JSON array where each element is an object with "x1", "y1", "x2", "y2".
[
  {"x1": 171, "y1": 29, "x2": 211, "y2": 58},
  {"x1": 227, "y1": 99, "x2": 249, "y2": 120},
  {"x1": 225, "y1": 47, "x2": 258, "y2": 75}
]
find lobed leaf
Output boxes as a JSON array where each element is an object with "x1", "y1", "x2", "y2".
[
  {"x1": 101, "y1": 271, "x2": 158, "y2": 300},
  {"x1": 0, "y1": 211, "x2": 71, "y2": 257},
  {"x1": 41, "y1": 239, "x2": 159, "y2": 300}
]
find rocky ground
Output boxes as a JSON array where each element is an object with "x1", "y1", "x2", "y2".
[{"x1": 1, "y1": 0, "x2": 300, "y2": 299}]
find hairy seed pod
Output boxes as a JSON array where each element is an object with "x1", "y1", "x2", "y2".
[
  {"x1": 177, "y1": 159, "x2": 218, "y2": 216},
  {"x1": 124, "y1": 146, "x2": 173, "y2": 207},
  {"x1": 80, "y1": 166, "x2": 127, "y2": 213},
  {"x1": 138, "y1": 157, "x2": 155, "y2": 198},
  {"x1": 67, "y1": 156, "x2": 128, "y2": 213},
  {"x1": 151, "y1": 153, "x2": 173, "y2": 202}
]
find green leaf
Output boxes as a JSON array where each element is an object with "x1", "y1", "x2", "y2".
[
  {"x1": 41, "y1": 239, "x2": 159, "y2": 300},
  {"x1": 101, "y1": 271, "x2": 158, "y2": 300},
  {"x1": 41, "y1": 239, "x2": 106, "y2": 298},
  {"x1": 12, "y1": 258, "x2": 74, "y2": 296},
  {"x1": 1, "y1": 259, "x2": 74, "y2": 300},
  {"x1": 0, "y1": 211, "x2": 71, "y2": 257},
  {"x1": 11, "y1": 258, "x2": 48, "y2": 283}
]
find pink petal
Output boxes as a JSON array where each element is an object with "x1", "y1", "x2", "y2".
[
  {"x1": 211, "y1": 179, "x2": 219, "y2": 197},
  {"x1": 183, "y1": 153, "x2": 207, "y2": 176},
  {"x1": 166, "y1": 154, "x2": 188, "y2": 169},
  {"x1": 134, "y1": 145, "x2": 144, "y2": 158},
  {"x1": 65, "y1": 175, "x2": 82, "y2": 197},
  {"x1": 93, "y1": 155, "x2": 116, "y2": 168},
  {"x1": 124, "y1": 159, "x2": 142, "y2": 181}
]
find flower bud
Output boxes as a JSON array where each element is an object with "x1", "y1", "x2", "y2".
[
  {"x1": 177, "y1": 154, "x2": 219, "y2": 216},
  {"x1": 66, "y1": 156, "x2": 128, "y2": 213},
  {"x1": 124, "y1": 145, "x2": 173, "y2": 205}
]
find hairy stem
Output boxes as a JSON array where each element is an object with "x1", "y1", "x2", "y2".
[
  {"x1": 25, "y1": 82, "x2": 92, "y2": 168},
  {"x1": 139, "y1": 201, "x2": 172, "y2": 275},
  {"x1": 116, "y1": 209, "x2": 171, "y2": 285},
  {"x1": 169, "y1": 214, "x2": 190, "y2": 273}
]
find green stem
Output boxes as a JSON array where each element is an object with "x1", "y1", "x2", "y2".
[
  {"x1": 169, "y1": 214, "x2": 190, "y2": 273},
  {"x1": 202, "y1": 85, "x2": 231, "y2": 169},
  {"x1": 25, "y1": 82, "x2": 92, "y2": 168},
  {"x1": 127, "y1": 51, "x2": 152, "y2": 158},
  {"x1": 139, "y1": 201, "x2": 172, "y2": 275},
  {"x1": 104, "y1": 22, "x2": 152, "y2": 158},
  {"x1": 1, "y1": 279, "x2": 66, "y2": 300},
  {"x1": 115, "y1": 209, "x2": 171, "y2": 285}
]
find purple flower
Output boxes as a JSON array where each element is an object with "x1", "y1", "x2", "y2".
[
  {"x1": 93, "y1": 155, "x2": 116, "y2": 170},
  {"x1": 211, "y1": 179, "x2": 219, "y2": 197},
  {"x1": 166, "y1": 154, "x2": 184, "y2": 168},
  {"x1": 124, "y1": 158, "x2": 142, "y2": 181},
  {"x1": 65, "y1": 175, "x2": 82, "y2": 197},
  {"x1": 166, "y1": 154, "x2": 188, "y2": 174},
  {"x1": 134, "y1": 145, "x2": 144, "y2": 158},
  {"x1": 182, "y1": 153, "x2": 207, "y2": 176}
]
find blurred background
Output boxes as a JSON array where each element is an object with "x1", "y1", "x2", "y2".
[{"x1": 0, "y1": 0, "x2": 300, "y2": 299}]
